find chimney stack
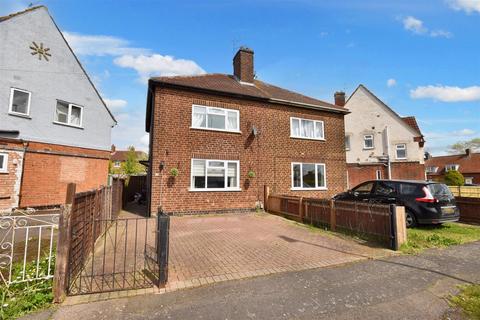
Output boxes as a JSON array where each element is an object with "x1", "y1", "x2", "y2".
[
  {"x1": 466, "y1": 148, "x2": 471, "y2": 157},
  {"x1": 334, "y1": 91, "x2": 346, "y2": 107},
  {"x1": 233, "y1": 47, "x2": 254, "y2": 84}
]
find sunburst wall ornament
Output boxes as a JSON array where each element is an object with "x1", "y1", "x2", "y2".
[{"x1": 30, "y1": 41, "x2": 51, "y2": 61}]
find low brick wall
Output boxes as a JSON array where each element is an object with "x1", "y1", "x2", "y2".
[{"x1": 456, "y1": 197, "x2": 480, "y2": 224}]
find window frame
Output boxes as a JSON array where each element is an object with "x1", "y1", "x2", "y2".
[
  {"x1": 445, "y1": 164, "x2": 459, "y2": 172},
  {"x1": 290, "y1": 117, "x2": 325, "y2": 141},
  {"x1": 291, "y1": 162, "x2": 327, "y2": 191},
  {"x1": 8, "y1": 88, "x2": 32, "y2": 117},
  {"x1": 189, "y1": 158, "x2": 241, "y2": 192},
  {"x1": 345, "y1": 135, "x2": 351, "y2": 151},
  {"x1": 375, "y1": 169, "x2": 382, "y2": 180},
  {"x1": 426, "y1": 166, "x2": 438, "y2": 174},
  {"x1": 363, "y1": 134, "x2": 374, "y2": 149},
  {"x1": 0, "y1": 153, "x2": 8, "y2": 173},
  {"x1": 190, "y1": 105, "x2": 240, "y2": 133},
  {"x1": 395, "y1": 143, "x2": 407, "y2": 160},
  {"x1": 113, "y1": 161, "x2": 121, "y2": 168},
  {"x1": 54, "y1": 100, "x2": 84, "y2": 128}
]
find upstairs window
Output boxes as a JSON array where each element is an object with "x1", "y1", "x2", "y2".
[
  {"x1": 191, "y1": 105, "x2": 239, "y2": 132},
  {"x1": 0, "y1": 153, "x2": 8, "y2": 173},
  {"x1": 345, "y1": 135, "x2": 351, "y2": 150},
  {"x1": 9, "y1": 88, "x2": 31, "y2": 116},
  {"x1": 113, "y1": 161, "x2": 121, "y2": 168},
  {"x1": 191, "y1": 159, "x2": 240, "y2": 191},
  {"x1": 55, "y1": 101, "x2": 83, "y2": 127},
  {"x1": 445, "y1": 164, "x2": 459, "y2": 172},
  {"x1": 291, "y1": 163, "x2": 326, "y2": 190},
  {"x1": 290, "y1": 117, "x2": 324, "y2": 140},
  {"x1": 395, "y1": 144, "x2": 407, "y2": 159},
  {"x1": 363, "y1": 134, "x2": 374, "y2": 149},
  {"x1": 426, "y1": 166, "x2": 438, "y2": 174}
]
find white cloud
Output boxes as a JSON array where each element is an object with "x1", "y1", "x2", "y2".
[
  {"x1": 453, "y1": 128, "x2": 476, "y2": 136},
  {"x1": 114, "y1": 54, "x2": 206, "y2": 83},
  {"x1": 410, "y1": 85, "x2": 480, "y2": 102},
  {"x1": 387, "y1": 78, "x2": 397, "y2": 87},
  {"x1": 448, "y1": 0, "x2": 480, "y2": 13},
  {"x1": 140, "y1": 134, "x2": 150, "y2": 148},
  {"x1": 402, "y1": 16, "x2": 452, "y2": 38},
  {"x1": 104, "y1": 98, "x2": 127, "y2": 113},
  {"x1": 424, "y1": 128, "x2": 477, "y2": 155},
  {"x1": 403, "y1": 16, "x2": 427, "y2": 34},
  {"x1": 63, "y1": 32, "x2": 150, "y2": 56}
]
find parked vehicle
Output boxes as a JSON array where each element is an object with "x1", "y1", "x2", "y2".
[{"x1": 333, "y1": 180, "x2": 459, "y2": 227}]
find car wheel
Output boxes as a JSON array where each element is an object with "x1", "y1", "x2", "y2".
[{"x1": 405, "y1": 210, "x2": 417, "y2": 228}]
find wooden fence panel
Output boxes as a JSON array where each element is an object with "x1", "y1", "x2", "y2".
[
  {"x1": 456, "y1": 197, "x2": 480, "y2": 224},
  {"x1": 449, "y1": 186, "x2": 480, "y2": 198}
]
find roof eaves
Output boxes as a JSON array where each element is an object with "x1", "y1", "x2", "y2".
[{"x1": 268, "y1": 98, "x2": 350, "y2": 114}]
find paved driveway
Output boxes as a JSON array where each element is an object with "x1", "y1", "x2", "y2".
[{"x1": 166, "y1": 213, "x2": 389, "y2": 291}]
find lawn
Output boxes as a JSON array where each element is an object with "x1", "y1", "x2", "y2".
[
  {"x1": 400, "y1": 222, "x2": 480, "y2": 254},
  {"x1": 450, "y1": 284, "x2": 480, "y2": 320}
]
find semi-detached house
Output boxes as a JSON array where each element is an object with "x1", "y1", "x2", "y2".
[{"x1": 145, "y1": 47, "x2": 349, "y2": 215}]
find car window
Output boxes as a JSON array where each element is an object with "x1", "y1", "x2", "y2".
[
  {"x1": 399, "y1": 183, "x2": 423, "y2": 197},
  {"x1": 374, "y1": 181, "x2": 397, "y2": 196},
  {"x1": 428, "y1": 183, "x2": 454, "y2": 199},
  {"x1": 353, "y1": 182, "x2": 374, "y2": 194}
]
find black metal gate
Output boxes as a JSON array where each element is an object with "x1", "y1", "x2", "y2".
[{"x1": 66, "y1": 214, "x2": 169, "y2": 296}]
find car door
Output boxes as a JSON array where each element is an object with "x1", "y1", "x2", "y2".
[
  {"x1": 372, "y1": 181, "x2": 398, "y2": 204},
  {"x1": 351, "y1": 181, "x2": 375, "y2": 202}
]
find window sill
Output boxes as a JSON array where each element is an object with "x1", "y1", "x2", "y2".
[
  {"x1": 395, "y1": 158, "x2": 407, "y2": 161},
  {"x1": 189, "y1": 188, "x2": 242, "y2": 192},
  {"x1": 291, "y1": 187, "x2": 328, "y2": 191},
  {"x1": 8, "y1": 112, "x2": 31, "y2": 119},
  {"x1": 190, "y1": 127, "x2": 241, "y2": 134},
  {"x1": 290, "y1": 136, "x2": 325, "y2": 141},
  {"x1": 53, "y1": 121, "x2": 84, "y2": 129},
  {"x1": 0, "y1": 171, "x2": 8, "y2": 174},
  {"x1": 363, "y1": 147, "x2": 375, "y2": 150}
]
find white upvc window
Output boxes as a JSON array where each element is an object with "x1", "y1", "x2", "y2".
[
  {"x1": 291, "y1": 162, "x2": 327, "y2": 190},
  {"x1": 113, "y1": 161, "x2": 121, "y2": 168},
  {"x1": 395, "y1": 143, "x2": 407, "y2": 159},
  {"x1": 363, "y1": 134, "x2": 374, "y2": 149},
  {"x1": 290, "y1": 117, "x2": 325, "y2": 140},
  {"x1": 345, "y1": 135, "x2": 351, "y2": 151},
  {"x1": 445, "y1": 164, "x2": 459, "y2": 172},
  {"x1": 190, "y1": 159, "x2": 240, "y2": 191},
  {"x1": 426, "y1": 166, "x2": 439, "y2": 174},
  {"x1": 191, "y1": 105, "x2": 240, "y2": 133},
  {"x1": 8, "y1": 88, "x2": 31, "y2": 116},
  {"x1": 375, "y1": 170, "x2": 382, "y2": 180},
  {"x1": 54, "y1": 101, "x2": 83, "y2": 127},
  {"x1": 0, "y1": 153, "x2": 8, "y2": 173}
]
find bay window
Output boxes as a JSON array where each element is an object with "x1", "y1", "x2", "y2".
[
  {"x1": 191, "y1": 105, "x2": 239, "y2": 132},
  {"x1": 191, "y1": 159, "x2": 240, "y2": 191},
  {"x1": 290, "y1": 117, "x2": 324, "y2": 140},
  {"x1": 291, "y1": 162, "x2": 326, "y2": 190}
]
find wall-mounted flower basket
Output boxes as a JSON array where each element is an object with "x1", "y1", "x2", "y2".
[
  {"x1": 247, "y1": 170, "x2": 256, "y2": 179},
  {"x1": 170, "y1": 167, "x2": 179, "y2": 177}
]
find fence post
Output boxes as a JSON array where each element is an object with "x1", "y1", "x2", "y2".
[
  {"x1": 157, "y1": 209, "x2": 170, "y2": 287},
  {"x1": 394, "y1": 206, "x2": 407, "y2": 249},
  {"x1": 53, "y1": 183, "x2": 76, "y2": 303},
  {"x1": 389, "y1": 204, "x2": 398, "y2": 250},
  {"x1": 264, "y1": 185, "x2": 270, "y2": 212},
  {"x1": 299, "y1": 197, "x2": 304, "y2": 221},
  {"x1": 330, "y1": 200, "x2": 336, "y2": 231}
]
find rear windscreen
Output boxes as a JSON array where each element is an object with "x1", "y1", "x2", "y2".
[{"x1": 428, "y1": 184, "x2": 454, "y2": 198}]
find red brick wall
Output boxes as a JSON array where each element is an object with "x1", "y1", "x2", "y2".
[
  {"x1": 19, "y1": 141, "x2": 110, "y2": 208},
  {"x1": 347, "y1": 162, "x2": 425, "y2": 188},
  {"x1": 0, "y1": 140, "x2": 24, "y2": 211},
  {"x1": 149, "y1": 88, "x2": 347, "y2": 214}
]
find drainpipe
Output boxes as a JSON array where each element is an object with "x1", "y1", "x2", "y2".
[{"x1": 385, "y1": 126, "x2": 392, "y2": 179}]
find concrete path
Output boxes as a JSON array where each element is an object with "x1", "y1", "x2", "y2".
[{"x1": 52, "y1": 241, "x2": 480, "y2": 319}]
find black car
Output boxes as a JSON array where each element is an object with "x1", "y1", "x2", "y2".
[{"x1": 333, "y1": 180, "x2": 459, "y2": 227}]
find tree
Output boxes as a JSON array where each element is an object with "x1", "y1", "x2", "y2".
[
  {"x1": 124, "y1": 146, "x2": 140, "y2": 175},
  {"x1": 444, "y1": 170, "x2": 465, "y2": 186},
  {"x1": 448, "y1": 138, "x2": 480, "y2": 154}
]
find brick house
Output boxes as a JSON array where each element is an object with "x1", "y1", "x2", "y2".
[
  {"x1": 0, "y1": 6, "x2": 115, "y2": 210},
  {"x1": 145, "y1": 47, "x2": 349, "y2": 215},
  {"x1": 110, "y1": 146, "x2": 148, "y2": 174},
  {"x1": 425, "y1": 149, "x2": 480, "y2": 185},
  {"x1": 344, "y1": 85, "x2": 426, "y2": 188}
]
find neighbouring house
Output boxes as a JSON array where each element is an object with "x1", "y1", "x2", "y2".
[
  {"x1": 0, "y1": 6, "x2": 116, "y2": 210},
  {"x1": 425, "y1": 149, "x2": 480, "y2": 185},
  {"x1": 145, "y1": 47, "x2": 349, "y2": 215},
  {"x1": 344, "y1": 85, "x2": 425, "y2": 188},
  {"x1": 110, "y1": 146, "x2": 148, "y2": 175}
]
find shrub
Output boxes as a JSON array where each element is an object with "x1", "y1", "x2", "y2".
[
  {"x1": 247, "y1": 170, "x2": 256, "y2": 178},
  {"x1": 170, "y1": 167, "x2": 179, "y2": 177},
  {"x1": 444, "y1": 170, "x2": 465, "y2": 186}
]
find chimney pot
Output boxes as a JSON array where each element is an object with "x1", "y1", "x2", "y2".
[
  {"x1": 334, "y1": 91, "x2": 346, "y2": 107},
  {"x1": 233, "y1": 47, "x2": 254, "y2": 83},
  {"x1": 466, "y1": 148, "x2": 471, "y2": 156}
]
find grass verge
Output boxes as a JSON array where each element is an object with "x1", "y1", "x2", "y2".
[
  {"x1": 400, "y1": 222, "x2": 480, "y2": 254},
  {"x1": 0, "y1": 255, "x2": 55, "y2": 320},
  {"x1": 450, "y1": 284, "x2": 480, "y2": 320}
]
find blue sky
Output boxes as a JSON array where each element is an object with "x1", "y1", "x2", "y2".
[{"x1": 2, "y1": 0, "x2": 480, "y2": 154}]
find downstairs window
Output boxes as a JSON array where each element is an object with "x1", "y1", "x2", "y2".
[{"x1": 191, "y1": 159, "x2": 240, "y2": 191}]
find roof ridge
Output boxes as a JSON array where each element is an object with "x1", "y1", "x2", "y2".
[{"x1": 0, "y1": 5, "x2": 45, "y2": 22}]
